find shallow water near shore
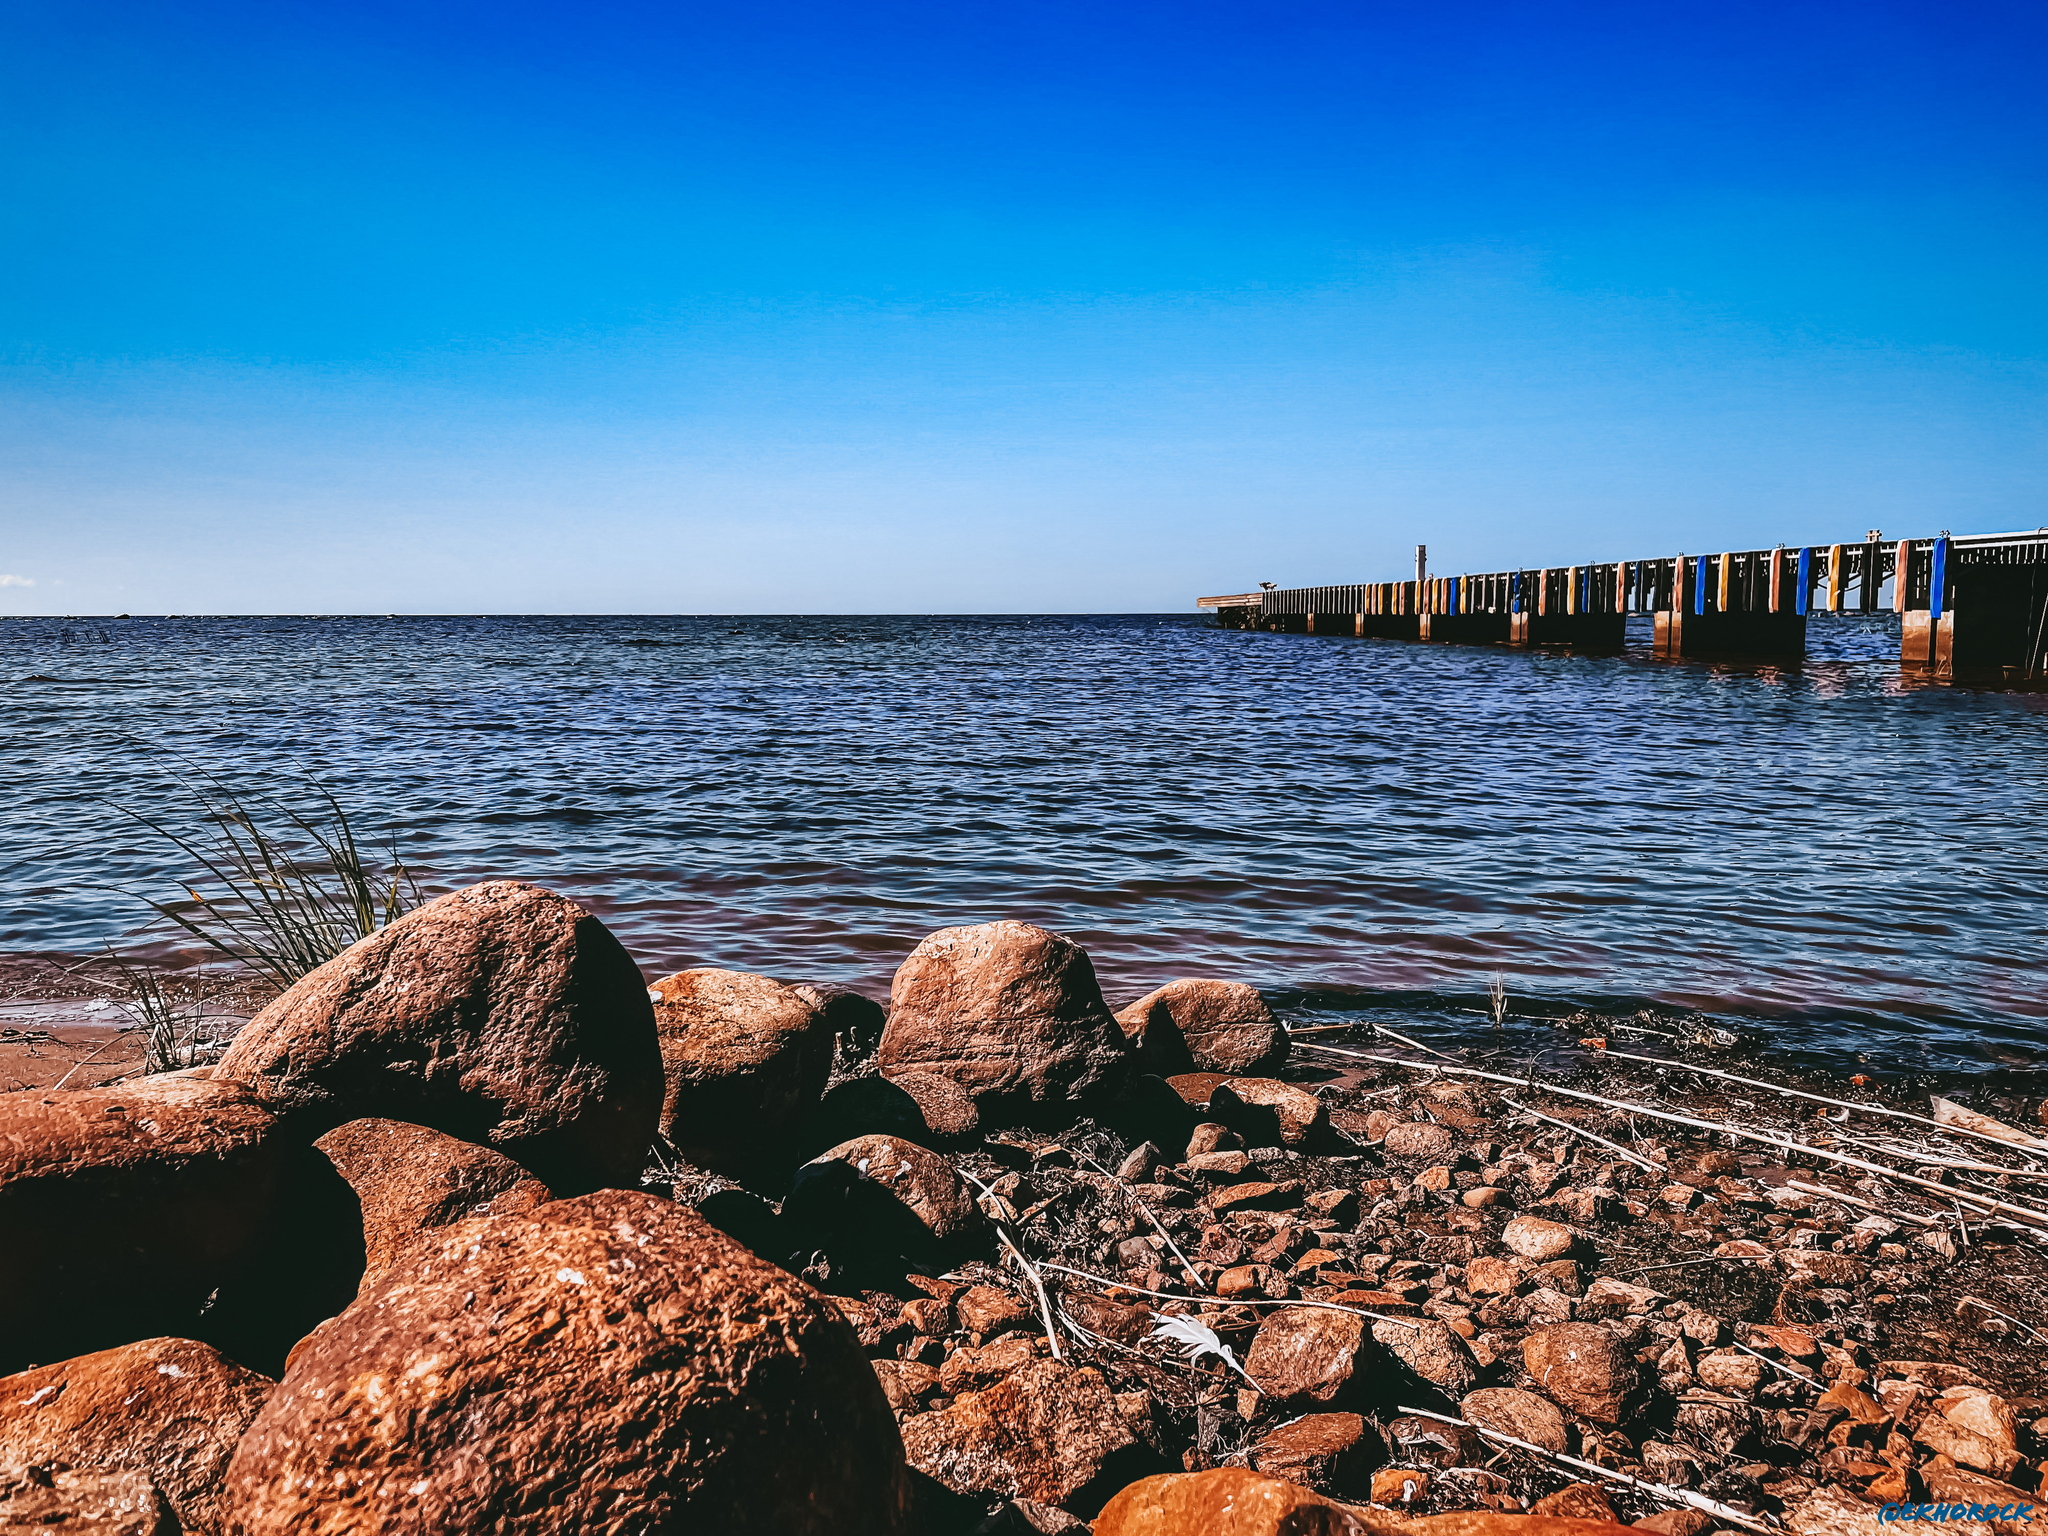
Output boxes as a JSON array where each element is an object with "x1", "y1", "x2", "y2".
[{"x1": 2, "y1": 612, "x2": 2043, "y2": 1084}]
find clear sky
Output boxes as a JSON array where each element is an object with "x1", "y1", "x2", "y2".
[{"x1": 2, "y1": 0, "x2": 2042, "y2": 613}]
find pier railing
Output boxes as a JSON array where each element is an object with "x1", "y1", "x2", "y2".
[{"x1": 1198, "y1": 528, "x2": 2048, "y2": 680}]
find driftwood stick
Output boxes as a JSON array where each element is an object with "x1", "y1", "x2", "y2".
[
  {"x1": 955, "y1": 1165, "x2": 1064, "y2": 1362},
  {"x1": 1394, "y1": 1406, "x2": 1772, "y2": 1533},
  {"x1": 1594, "y1": 1046, "x2": 2048, "y2": 1163},
  {"x1": 1031, "y1": 1261, "x2": 1421, "y2": 1331},
  {"x1": 1501, "y1": 1095, "x2": 1658, "y2": 1172},
  {"x1": 1730, "y1": 1337, "x2": 1821, "y2": 1386},
  {"x1": 1298, "y1": 1045, "x2": 2048, "y2": 1235},
  {"x1": 1374, "y1": 1024, "x2": 1457, "y2": 1062}
]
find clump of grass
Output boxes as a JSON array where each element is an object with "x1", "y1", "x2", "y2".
[
  {"x1": 1488, "y1": 973, "x2": 1510, "y2": 1029},
  {"x1": 122, "y1": 771, "x2": 421, "y2": 995},
  {"x1": 99, "y1": 946, "x2": 222, "y2": 1073}
]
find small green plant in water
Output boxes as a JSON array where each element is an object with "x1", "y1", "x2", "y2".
[
  {"x1": 1488, "y1": 972, "x2": 1509, "y2": 1028},
  {"x1": 123, "y1": 772, "x2": 421, "y2": 995}
]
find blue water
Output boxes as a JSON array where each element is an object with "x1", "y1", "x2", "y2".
[{"x1": 3, "y1": 612, "x2": 2043, "y2": 1079}]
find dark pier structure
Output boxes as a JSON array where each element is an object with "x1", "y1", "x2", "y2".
[{"x1": 1200, "y1": 529, "x2": 2048, "y2": 683}]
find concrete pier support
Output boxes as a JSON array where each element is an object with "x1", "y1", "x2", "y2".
[
  {"x1": 1510, "y1": 612, "x2": 1626, "y2": 650},
  {"x1": 1653, "y1": 608, "x2": 1807, "y2": 659},
  {"x1": 1420, "y1": 613, "x2": 1510, "y2": 644}
]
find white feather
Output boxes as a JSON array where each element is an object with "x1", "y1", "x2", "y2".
[{"x1": 1149, "y1": 1311, "x2": 1260, "y2": 1388}]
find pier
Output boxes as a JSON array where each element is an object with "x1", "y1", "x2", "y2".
[{"x1": 1200, "y1": 529, "x2": 2048, "y2": 682}]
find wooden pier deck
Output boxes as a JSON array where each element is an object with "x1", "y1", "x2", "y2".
[{"x1": 1199, "y1": 529, "x2": 2048, "y2": 682}]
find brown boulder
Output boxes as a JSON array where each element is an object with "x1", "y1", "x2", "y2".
[
  {"x1": 1114, "y1": 980, "x2": 1286, "y2": 1076},
  {"x1": 1211, "y1": 1078, "x2": 1330, "y2": 1149},
  {"x1": 214, "y1": 880, "x2": 663, "y2": 1193},
  {"x1": 939, "y1": 1334, "x2": 1040, "y2": 1394},
  {"x1": 876, "y1": 922, "x2": 1130, "y2": 1115},
  {"x1": 0, "y1": 1337, "x2": 272, "y2": 1535},
  {"x1": 1244, "y1": 1307, "x2": 1368, "y2": 1407},
  {"x1": 784, "y1": 1133, "x2": 984, "y2": 1268},
  {"x1": 1503, "y1": 1216, "x2": 1577, "y2": 1262},
  {"x1": 1373, "y1": 1318, "x2": 1478, "y2": 1397},
  {"x1": 897, "y1": 1358, "x2": 1139, "y2": 1509},
  {"x1": 957, "y1": 1284, "x2": 1036, "y2": 1337},
  {"x1": 889, "y1": 1071, "x2": 982, "y2": 1138},
  {"x1": 1381, "y1": 1122, "x2": 1457, "y2": 1160},
  {"x1": 219, "y1": 1189, "x2": 912, "y2": 1535},
  {"x1": 1523, "y1": 1324, "x2": 1639, "y2": 1424},
  {"x1": 1243, "y1": 1411, "x2": 1381, "y2": 1494},
  {"x1": 0, "y1": 1075, "x2": 287, "y2": 1374},
  {"x1": 1062, "y1": 1291, "x2": 1154, "y2": 1345},
  {"x1": 313, "y1": 1118, "x2": 551, "y2": 1281},
  {"x1": 1460, "y1": 1387, "x2": 1567, "y2": 1452},
  {"x1": 0, "y1": 1464, "x2": 176, "y2": 1535},
  {"x1": 1531, "y1": 1485, "x2": 1616, "y2": 1521},
  {"x1": 651, "y1": 968, "x2": 836, "y2": 1161}
]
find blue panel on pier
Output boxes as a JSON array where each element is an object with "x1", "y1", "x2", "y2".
[
  {"x1": 1931, "y1": 537, "x2": 1949, "y2": 619},
  {"x1": 1795, "y1": 548, "x2": 1812, "y2": 616}
]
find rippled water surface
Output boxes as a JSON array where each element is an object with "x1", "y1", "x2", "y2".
[{"x1": 3, "y1": 613, "x2": 2043, "y2": 1076}]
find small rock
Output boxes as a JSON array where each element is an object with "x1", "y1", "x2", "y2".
[
  {"x1": 1380, "y1": 1122, "x2": 1456, "y2": 1160},
  {"x1": 1532, "y1": 1482, "x2": 1616, "y2": 1520},
  {"x1": 1696, "y1": 1350, "x2": 1766, "y2": 1394},
  {"x1": 1459, "y1": 1386, "x2": 1567, "y2": 1452},
  {"x1": 898, "y1": 1359, "x2": 1138, "y2": 1508},
  {"x1": 1502, "y1": 1215, "x2": 1576, "y2": 1262},
  {"x1": 1640, "y1": 1440, "x2": 1697, "y2": 1487},
  {"x1": 1209, "y1": 1078, "x2": 1330, "y2": 1149},
  {"x1": 1116, "y1": 1142, "x2": 1164, "y2": 1182},
  {"x1": 1185, "y1": 1122, "x2": 1242, "y2": 1157},
  {"x1": 1303, "y1": 1188, "x2": 1357, "y2": 1224},
  {"x1": 1522, "y1": 1323, "x2": 1639, "y2": 1424},
  {"x1": 1209, "y1": 1180, "x2": 1303, "y2": 1213},
  {"x1": 1580, "y1": 1276, "x2": 1665, "y2": 1316},
  {"x1": 1464, "y1": 1256, "x2": 1526, "y2": 1296},
  {"x1": 1243, "y1": 1411, "x2": 1380, "y2": 1495},
  {"x1": 1114, "y1": 979, "x2": 1287, "y2": 1076},
  {"x1": 940, "y1": 1333, "x2": 1039, "y2": 1395},
  {"x1": 873, "y1": 1359, "x2": 940, "y2": 1411},
  {"x1": 785, "y1": 1134, "x2": 985, "y2": 1268},
  {"x1": 1061, "y1": 1291, "x2": 1154, "y2": 1346},
  {"x1": 1370, "y1": 1465, "x2": 1430, "y2": 1505},
  {"x1": 888, "y1": 1071, "x2": 983, "y2": 1139},
  {"x1": 958, "y1": 1285, "x2": 1037, "y2": 1337},
  {"x1": 1244, "y1": 1307, "x2": 1366, "y2": 1407},
  {"x1": 1371, "y1": 1317, "x2": 1477, "y2": 1396},
  {"x1": 1185, "y1": 1150, "x2": 1254, "y2": 1180}
]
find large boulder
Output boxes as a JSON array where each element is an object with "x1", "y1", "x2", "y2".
[
  {"x1": 896, "y1": 1358, "x2": 1142, "y2": 1512},
  {"x1": 219, "y1": 1189, "x2": 913, "y2": 1535},
  {"x1": 313, "y1": 1118, "x2": 552, "y2": 1282},
  {"x1": 652, "y1": 968, "x2": 837, "y2": 1164},
  {"x1": 0, "y1": 1075, "x2": 287, "y2": 1374},
  {"x1": 1115, "y1": 980, "x2": 1286, "y2": 1076},
  {"x1": 214, "y1": 880, "x2": 664, "y2": 1193},
  {"x1": 0, "y1": 1337, "x2": 273, "y2": 1535},
  {"x1": 877, "y1": 922, "x2": 1130, "y2": 1117}
]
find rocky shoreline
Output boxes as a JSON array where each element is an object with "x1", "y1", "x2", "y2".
[{"x1": 3, "y1": 880, "x2": 2043, "y2": 1534}]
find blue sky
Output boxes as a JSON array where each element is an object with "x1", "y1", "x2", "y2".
[{"x1": 2, "y1": 0, "x2": 2042, "y2": 613}]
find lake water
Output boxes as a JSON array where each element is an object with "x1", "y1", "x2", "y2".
[{"x1": 3, "y1": 612, "x2": 2043, "y2": 1082}]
